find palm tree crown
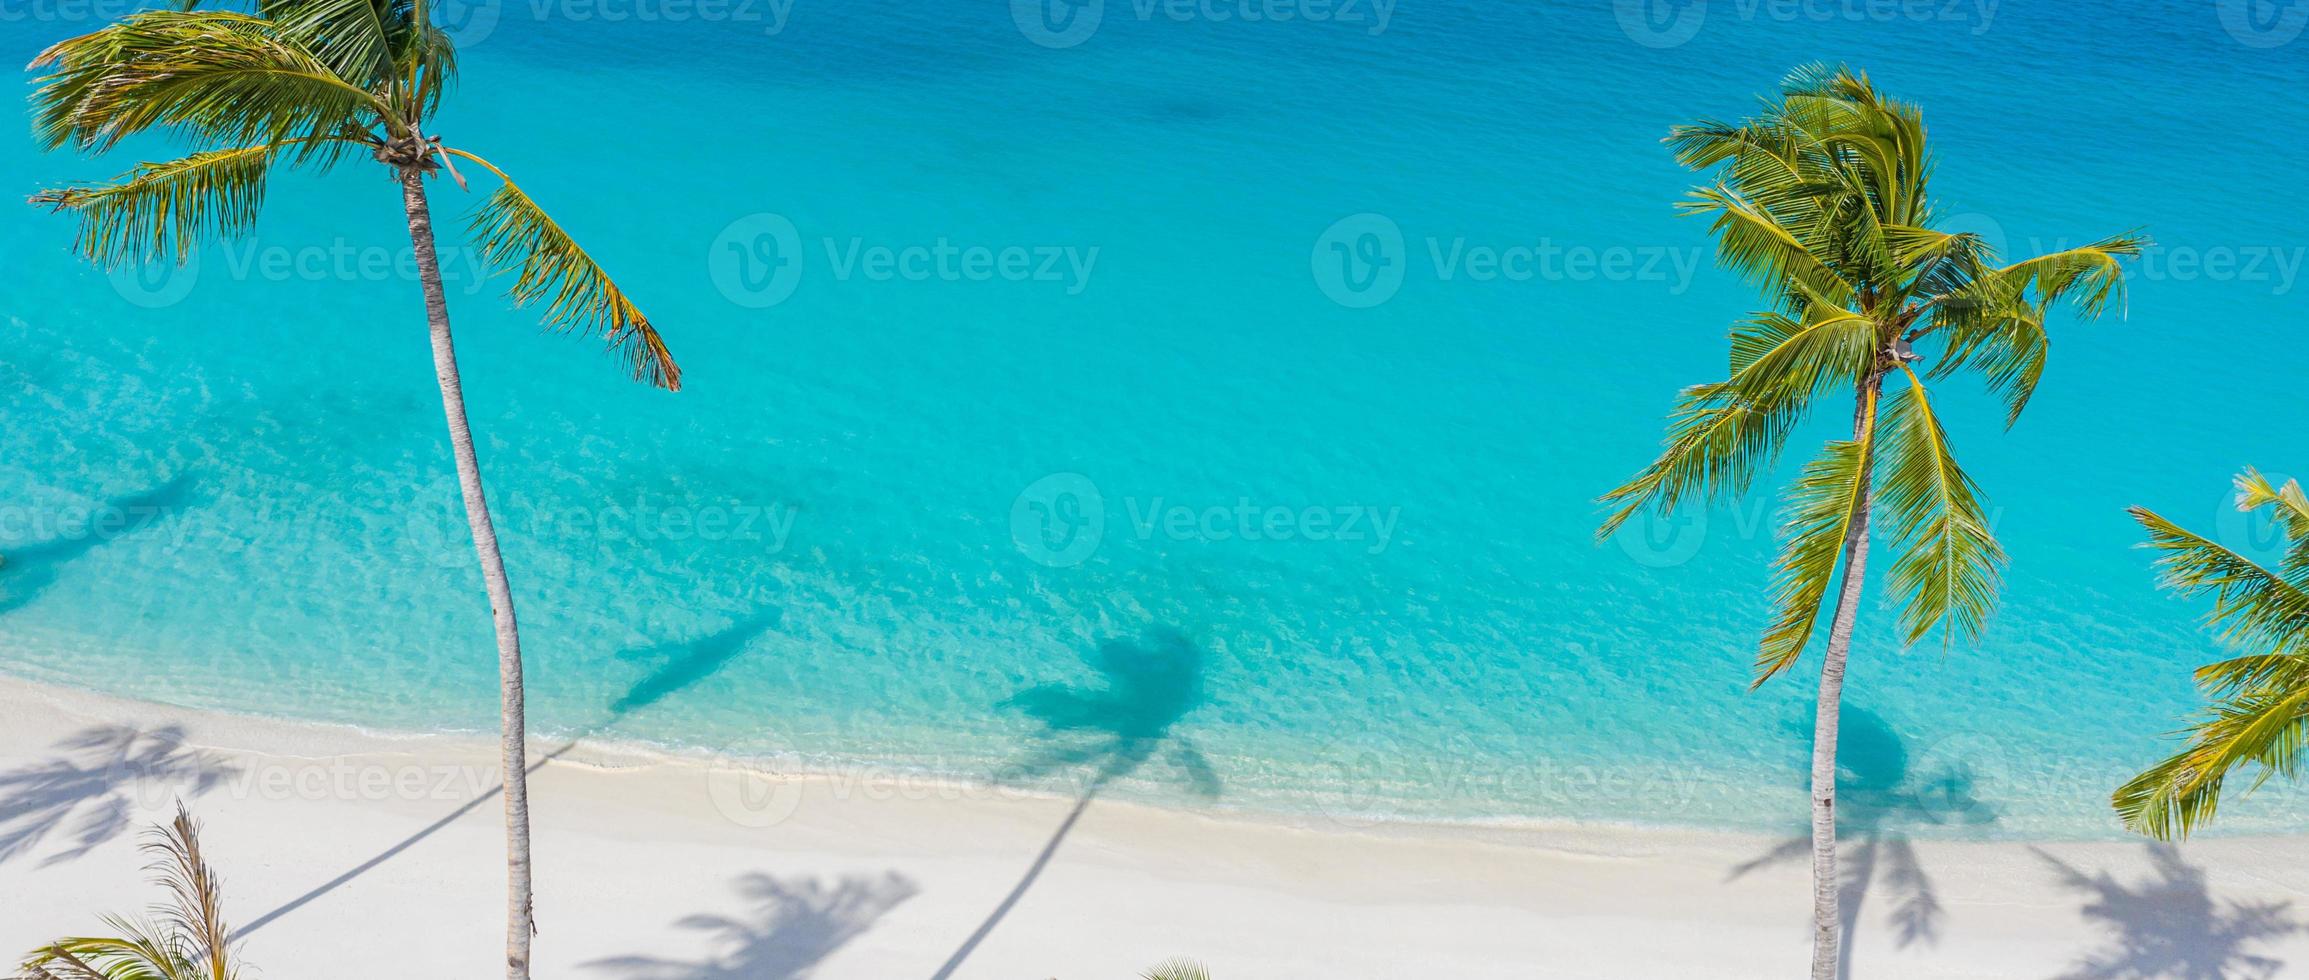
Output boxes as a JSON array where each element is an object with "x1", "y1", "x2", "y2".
[
  {"x1": 27, "y1": 0, "x2": 679, "y2": 388},
  {"x1": 1600, "y1": 63, "x2": 2143, "y2": 681},
  {"x1": 2116, "y1": 468, "x2": 2309, "y2": 839}
]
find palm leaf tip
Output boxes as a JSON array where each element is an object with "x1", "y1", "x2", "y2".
[
  {"x1": 445, "y1": 148, "x2": 682, "y2": 391},
  {"x1": 1143, "y1": 958, "x2": 1212, "y2": 980}
]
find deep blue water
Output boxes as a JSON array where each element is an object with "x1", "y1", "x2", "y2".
[{"x1": 3, "y1": 0, "x2": 2305, "y2": 837}]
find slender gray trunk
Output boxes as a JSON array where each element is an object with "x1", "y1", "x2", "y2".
[
  {"x1": 400, "y1": 167, "x2": 536, "y2": 980},
  {"x1": 1809, "y1": 372, "x2": 1882, "y2": 980}
]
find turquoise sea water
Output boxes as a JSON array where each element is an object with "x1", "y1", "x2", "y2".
[{"x1": 3, "y1": 1, "x2": 2305, "y2": 838}]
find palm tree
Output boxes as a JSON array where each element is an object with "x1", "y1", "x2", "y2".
[
  {"x1": 26, "y1": 5, "x2": 680, "y2": 976},
  {"x1": 17, "y1": 804, "x2": 244, "y2": 980},
  {"x1": 2115, "y1": 468, "x2": 2309, "y2": 839},
  {"x1": 1596, "y1": 64, "x2": 2141, "y2": 978}
]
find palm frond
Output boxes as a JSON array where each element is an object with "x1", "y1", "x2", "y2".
[
  {"x1": 30, "y1": 10, "x2": 387, "y2": 156},
  {"x1": 2235, "y1": 468, "x2": 2309, "y2": 577},
  {"x1": 15, "y1": 804, "x2": 238, "y2": 980},
  {"x1": 29, "y1": 142, "x2": 297, "y2": 266},
  {"x1": 2131, "y1": 506, "x2": 2309, "y2": 652},
  {"x1": 1143, "y1": 958, "x2": 1212, "y2": 980},
  {"x1": 1876, "y1": 367, "x2": 2003, "y2": 645},
  {"x1": 2115, "y1": 674, "x2": 2309, "y2": 840},
  {"x1": 1678, "y1": 184, "x2": 1855, "y2": 310},
  {"x1": 444, "y1": 148, "x2": 681, "y2": 390},
  {"x1": 1756, "y1": 411, "x2": 1877, "y2": 684}
]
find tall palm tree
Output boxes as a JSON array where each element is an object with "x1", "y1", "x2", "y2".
[
  {"x1": 1596, "y1": 64, "x2": 2141, "y2": 978},
  {"x1": 17, "y1": 804, "x2": 244, "y2": 980},
  {"x1": 27, "y1": 5, "x2": 680, "y2": 976},
  {"x1": 2115, "y1": 468, "x2": 2309, "y2": 839}
]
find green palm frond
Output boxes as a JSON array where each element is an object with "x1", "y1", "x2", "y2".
[
  {"x1": 1142, "y1": 958, "x2": 1212, "y2": 980},
  {"x1": 1876, "y1": 367, "x2": 2003, "y2": 645},
  {"x1": 2117, "y1": 475, "x2": 2309, "y2": 840},
  {"x1": 2114, "y1": 663, "x2": 2309, "y2": 840},
  {"x1": 17, "y1": 804, "x2": 240, "y2": 980},
  {"x1": 2132, "y1": 507, "x2": 2309, "y2": 652},
  {"x1": 29, "y1": 10, "x2": 386, "y2": 155},
  {"x1": 1678, "y1": 184, "x2": 1856, "y2": 309},
  {"x1": 1596, "y1": 307, "x2": 1873, "y2": 537},
  {"x1": 2235, "y1": 468, "x2": 2309, "y2": 576},
  {"x1": 1756, "y1": 413, "x2": 1876, "y2": 684},
  {"x1": 444, "y1": 148, "x2": 681, "y2": 390},
  {"x1": 30, "y1": 142, "x2": 290, "y2": 266}
]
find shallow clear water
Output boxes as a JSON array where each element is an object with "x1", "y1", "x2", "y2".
[{"x1": 3, "y1": 0, "x2": 2305, "y2": 838}]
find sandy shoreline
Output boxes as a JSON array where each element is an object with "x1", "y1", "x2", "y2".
[{"x1": 3, "y1": 675, "x2": 2307, "y2": 978}]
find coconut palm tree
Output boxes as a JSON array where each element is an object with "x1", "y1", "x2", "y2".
[
  {"x1": 26, "y1": 5, "x2": 680, "y2": 976},
  {"x1": 1596, "y1": 64, "x2": 2142, "y2": 978},
  {"x1": 17, "y1": 804, "x2": 244, "y2": 980},
  {"x1": 2115, "y1": 469, "x2": 2309, "y2": 839}
]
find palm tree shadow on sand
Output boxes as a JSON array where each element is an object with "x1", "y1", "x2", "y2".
[
  {"x1": 233, "y1": 607, "x2": 782, "y2": 938},
  {"x1": 1728, "y1": 707, "x2": 1996, "y2": 977},
  {"x1": 0, "y1": 723, "x2": 236, "y2": 866},
  {"x1": 926, "y1": 626, "x2": 1220, "y2": 980},
  {"x1": 2036, "y1": 844, "x2": 2301, "y2": 980},
  {"x1": 0, "y1": 474, "x2": 201, "y2": 615},
  {"x1": 587, "y1": 871, "x2": 918, "y2": 980}
]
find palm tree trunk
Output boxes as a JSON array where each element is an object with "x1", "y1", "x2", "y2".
[
  {"x1": 1809, "y1": 373, "x2": 1882, "y2": 980},
  {"x1": 399, "y1": 167, "x2": 536, "y2": 980}
]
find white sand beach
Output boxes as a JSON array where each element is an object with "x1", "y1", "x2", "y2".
[{"x1": 3, "y1": 675, "x2": 2305, "y2": 980}]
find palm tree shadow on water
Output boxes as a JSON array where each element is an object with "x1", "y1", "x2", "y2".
[
  {"x1": 0, "y1": 474, "x2": 201, "y2": 615},
  {"x1": 0, "y1": 723, "x2": 236, "y2": 866},
  {"x1": 586, "y1": 871, "x2": 919, "y2": 980},
  {"x1": 1728, "y1": 706, "x2": 1997, "y2": 978},
  {"x1": 2036, "y1": 844, "x2": 2302, "y2": 980},
  {"x1": 233, "y1": 607, "x2": 782, "y2": 939},
  {"x1": 927, "y1": 627, "x2": 1220, "y2": 980}
]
